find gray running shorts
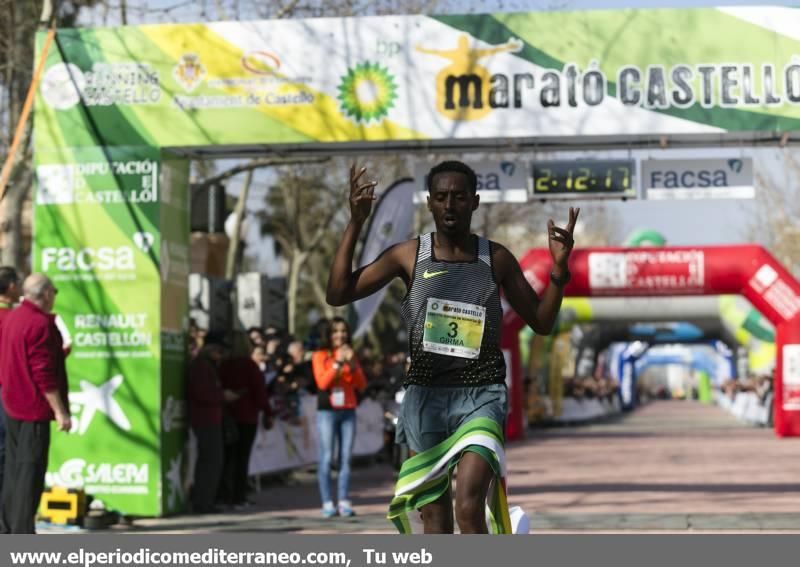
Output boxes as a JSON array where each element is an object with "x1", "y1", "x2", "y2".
[{"x1": 395, "y1": 383, "x2": 507, "y2": 453}]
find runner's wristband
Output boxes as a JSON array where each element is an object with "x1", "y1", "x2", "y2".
[{"x1": 550, "y1": 270, "x2": 571, "y2": 287}]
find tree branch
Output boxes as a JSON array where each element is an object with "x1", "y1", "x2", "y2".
[
  {"x1": 307, "y1": 204, "x2": 341, "y2": 252},
  {"x1": 279, "y1": 175, "x2": 300, "y2": 248},
  {"x1": 275, "y1": 0, "x2": 301, "y2": 19},
  {"x1": 308, "y1": 260, "x2": 334, "y2": 318},
  {"x1": 271, "y1": 231, "x2": 294, "y2": 263},
  {"x1": 225, "y1": 168, "x2": 253, "y2": 279},
  {"x1": 192, "y1": 156, "x2": 328, "y2": 194}
]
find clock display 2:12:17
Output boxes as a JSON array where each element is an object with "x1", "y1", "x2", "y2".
[{"x1": 533, "y1": 160, "x2": 635, "y2": 196}]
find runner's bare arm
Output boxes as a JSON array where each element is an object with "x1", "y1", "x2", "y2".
[
  {"x1": 326, "y1": 163, "x2": 414, "y2": 306},
  {"x1": 494, "y1": 208, "x2": 579, "y2": 335},
  {"x1": 493, "y1": 243, "x2": 564, "y2": 335},
  {"x1": 327, "y1": 239, "x2": 415, "y2": 306}
]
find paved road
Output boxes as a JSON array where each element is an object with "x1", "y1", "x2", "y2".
[{"x1": 110, "y1": 401, "x2": 800, "y2": 533}]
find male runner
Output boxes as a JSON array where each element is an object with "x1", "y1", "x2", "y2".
[{"x1": 327, "y1": 161, "x2": 578, "y2": 534}]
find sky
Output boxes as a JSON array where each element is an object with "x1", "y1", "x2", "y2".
[
  {"x1": 102, "y1": 0, "x2": 794, "y2": 26},
  {"x1": 530, "y1": 0, "x2": 787, "y2": 7}
]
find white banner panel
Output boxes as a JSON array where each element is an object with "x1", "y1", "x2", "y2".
[
  {"x1": 414, "y1": 160, "x2": 529, "y2": 203},
  {"x1": 642, "y1": 158, "x2": 754, "y2": 199}
]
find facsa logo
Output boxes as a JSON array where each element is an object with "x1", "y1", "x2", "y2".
[{"x1": 41, "y1": 246, "x2": 135, "y2": 272}]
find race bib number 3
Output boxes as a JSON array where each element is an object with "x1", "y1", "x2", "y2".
[{"x1": 423, "y1": 298, "x2": 486, "y2": 359}]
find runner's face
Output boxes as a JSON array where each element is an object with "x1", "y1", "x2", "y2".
[
  {"x1": 330, "y1": 322, "x2": 349, "y2": 349},
  {"x1": 427, "y1": 172, "x2": 478, "y2": 234}
]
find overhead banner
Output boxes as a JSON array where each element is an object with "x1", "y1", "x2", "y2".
[
  {"x1": 642, "y1": 158, "x2": 754, "y2": 199},
  {"x1": 35, "y1": 6, "x2": 800, "y2": 151}
]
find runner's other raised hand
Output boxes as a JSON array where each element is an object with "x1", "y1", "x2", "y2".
[
  {"x1": 547, "y1": 206, "x2": 580, "y2": 267},
  {"x1": 349, "y1": 163, "x2": 377, "y2": 224}
]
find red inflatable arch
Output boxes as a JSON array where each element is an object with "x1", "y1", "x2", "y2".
[{"x1": 502, "y1": 245, "x2": 800, "y2": 439}]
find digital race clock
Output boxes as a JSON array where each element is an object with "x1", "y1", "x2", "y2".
[{"x1": 532, "y1": 160, "x2": 636, "y2": 199}]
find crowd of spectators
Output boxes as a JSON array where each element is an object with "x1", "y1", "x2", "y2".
[
  {"x1": 185, "y1": 317, "x2": 408, "y2": 515},
  {"x1": 720, "y1": 373, "x2": 774, "y2": 405},
  {"x1": 562, "y1": 375, "x2": 619, "y2": 403}
]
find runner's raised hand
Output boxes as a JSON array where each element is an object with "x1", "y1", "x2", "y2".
[
  {"x1": 349, "y1": 163, "x2": 377, "y2": 224},
  {"x1": 548, "y1": 206, "x2": 579, "y2": 267}
]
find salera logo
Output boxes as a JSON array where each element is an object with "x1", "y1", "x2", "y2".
[
  {"x1": 46, "y1": 458, "x2": 148, "y2": 489},
  {"x1": 417, "y1": 34, "x2": 523, "y2": 121},
  {"x1": 42, "y1": 246, "x2": 135, "y2": 272}
]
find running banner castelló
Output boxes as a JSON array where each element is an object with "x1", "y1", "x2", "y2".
[
  {"x1": 35, "y1": 6, "x2": 800, "y2": 149},
  {"x1": 33, "y1": 6, "x2": 800, "y2": 515}
]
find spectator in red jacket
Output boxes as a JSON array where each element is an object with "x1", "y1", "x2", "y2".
[
  {"x1": 0, "y1": 274, "x2": 71, "y2": 533},
  {"x1": 218, "y1": 337, "x2": 272, "y2": 509},
  {"x1": 0, "y1": 266, "x2": 20, "y2": 524},
  {"x1": 187, "y1": 333, "x2": 238, "y2": 514}
]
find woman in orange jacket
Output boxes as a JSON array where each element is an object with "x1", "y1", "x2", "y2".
[{"x1": 311, "y1": 317, "x2": 367, "y2": 518}]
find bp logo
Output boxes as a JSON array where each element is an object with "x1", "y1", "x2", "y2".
[{"x1": 337, "y1": 61, "x2": 397, "y2": 123}]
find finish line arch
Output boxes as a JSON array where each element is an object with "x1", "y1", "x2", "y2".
[
  {"x1": 502, "y1": 245, "x2": 800, "y2": 439},
  {"x1": 32, "y1": 6, "x2": 800, "y2": 515}
]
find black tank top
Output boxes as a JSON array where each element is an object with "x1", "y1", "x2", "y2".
[{"x1": 400, "y1": 233, "x2": 505, "y2": 386}]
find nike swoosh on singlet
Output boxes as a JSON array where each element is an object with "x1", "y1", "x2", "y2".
[{"x1": 422, "y1": 269, "x2": 448, "y2": 279}]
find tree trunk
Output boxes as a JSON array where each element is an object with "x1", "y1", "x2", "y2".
[
  {"x1": 0, "y1": 0, "x2": 53, "y2": 270},
  {"x1": 307, "y1": 254, "x2": 336, "y2": 319},
  {"x1": 286, "y1": 250, "x2": 308, "y2": 335},
  {"x1": 0, "y1": 163, "x2": 31, "y2": 269},
  {"x1": 225, "y1": 169, "x2": 253, "y2": 279}
]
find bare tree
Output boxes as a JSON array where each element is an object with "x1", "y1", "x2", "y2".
[
  {"x1": 0, "y1": 0, "x2": 100, "y2": 270},
  {"x1": 258, "y1": 163, "x2": 349, "y2": 335},
  {"x1": 747, "y1": 150, "x2": 800, "y2": 277}
]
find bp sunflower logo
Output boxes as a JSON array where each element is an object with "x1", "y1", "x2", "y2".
[{"x1": 337, "y1": 62, "x2": 397, "y2": 123}]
